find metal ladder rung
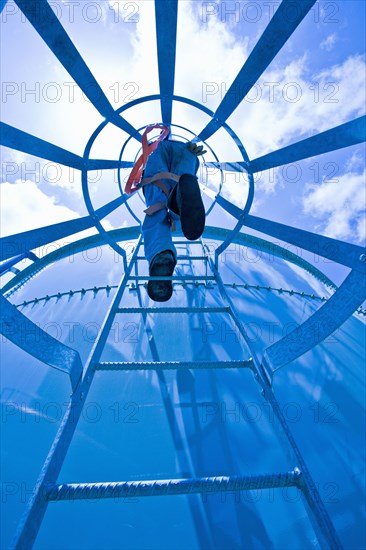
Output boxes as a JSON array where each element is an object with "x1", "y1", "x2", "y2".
[
  {"x1": 135, "y1": 256, "x2": 208, "y2": 261},
  {"x1": 141, "y1": 241, "x2": 201, "y2": 245},
  {"x1": 114, "y1": 307, "x2": 230, "y2": 314},
  {"x1": 172, "y1": 240, "x2": 202, "y2": 245},
  {"x1": 46, "y1": 470, "x2": 301, "y2": 501},
  {"x1": 128, "y1": 275, "x2": 215, "y2": 281},
  {"x1": 94, "y1": 359, "x2": 253, "y2": 371}
]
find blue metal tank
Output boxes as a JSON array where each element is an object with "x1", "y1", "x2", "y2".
[
  {"x1": 1, "y1": 227, "x2": 365, "y2": 549},
  {"x1": 1, "y1": 0, "x2": 365, "y2": 548}
]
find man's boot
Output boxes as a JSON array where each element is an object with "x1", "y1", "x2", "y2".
[
  {"x1": 147, "y1": 249, "x2": 176, "y2": 302},
  {"x1": 168, "y1": 174, "x2": 205, "y2": 240}
]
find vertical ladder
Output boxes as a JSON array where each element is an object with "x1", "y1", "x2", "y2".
[{"x1": 11, "y1": 235, "x2": 342, "y2": 550}]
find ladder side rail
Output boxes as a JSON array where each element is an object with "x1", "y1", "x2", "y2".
[
  {"x1": 205, "y1": 245, "x2": 342, "y2": 549},
  {"x1": 131, "y1": 259, "x2": 215, "y2": 549},
  {"x1": 10, "y1": 237, "x2": 143, "y2": 550}
]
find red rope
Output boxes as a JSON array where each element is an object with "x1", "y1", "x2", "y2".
[{"x1": 125, "y1": 124, "x2": 170, "y2": 195}]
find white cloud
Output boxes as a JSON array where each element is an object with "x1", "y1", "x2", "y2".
[
  {"x1": 0, "y1": 180, "x2": 81, "y2": 237},
  {"x1": 237, "y1": 54, "x2": 366, "y2": 161},
  {"x1": 345, "y1": 150, "x2": 364, "y2": 172},
  {"x1": 302, "y1": 168, "x2": 366, "y2": 244},
  {"x1": 320, "y1": 33, "x2": 337, "y2": 52}
]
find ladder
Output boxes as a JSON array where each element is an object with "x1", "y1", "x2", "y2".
[{"x1": 10, "y1": 235, "x2": 342, "y2": 550}]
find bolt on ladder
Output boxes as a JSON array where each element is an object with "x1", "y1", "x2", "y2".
[{"x1": 11, "y1": 235, "x2": 342, "y2": 550}]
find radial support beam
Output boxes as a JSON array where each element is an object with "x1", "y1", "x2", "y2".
[
  {"x1": 214, "y1": 194, "x2": 366, "y2": 273},
  {"x1": 263, "y1": 269, "x2": 366, "y2": 376},
  {"x1": 0, "y1": 252, "x2": 38, "y2": 275},
  {"x1": 0, "y1": 195, "x2": 128, "y2": 261},
  {"x1": 1, "y1": 122, "x2": 134, "y2": 170},
  {"x1": 155, "y1": 0, "x2": 178, "y2": 125},
  {"x1": 1, "y1": 122, "x2": 83, "y2": 168},
  {"x1": 249, "y1": 115, "x2": 366, "y2": 172},
  {"x1": 242, "y1": 214, "x2": 366, "y2": 273},
  {"x1": 198, "y1": 0, "x2": 317, "y2": 141},
  {"x1": 46, "y1": 471, "x2": 301, "y2": 501},
  {"x1": 13, "y1": 0, "x2": 141, "y2": 141},
  {"x1": 0, "y1": 0, "x2": 8, "y2": 14},
  {"x1": 0, "y1": 295, "x2": 82, "y2": 390}
]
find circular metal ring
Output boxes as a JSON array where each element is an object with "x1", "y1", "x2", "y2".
[
  {"x1": 117, "y1": 122, "x2": 224, "y2": 218},
  {"x1": 82, "y1": 94, "x2": 254, "y2": 258}
]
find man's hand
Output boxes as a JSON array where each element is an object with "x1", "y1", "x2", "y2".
[{"x1": 187, "y1": 141, "x2": 207, "y2": 156}]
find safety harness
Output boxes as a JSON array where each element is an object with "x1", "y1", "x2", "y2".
[{"x1": 125, "y1": 124, "x2": 179, "y2": 224}]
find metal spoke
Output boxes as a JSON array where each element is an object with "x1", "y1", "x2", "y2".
[
  {"x1": 1, "y1": 122, "x2": 134, "y2": 170},
  {"x1": 0, "y1": 294, "x2": 82, "y2": 390},
  {"x1": 0, "y1": 195, "x2": 128, "y2": 261},
  {"x1": 1, "y1": 122, "x2": 83, "y2": 168},
  {"x1": 242, "y1": 214, "x2": 366, "y2": 273},
  {"x1": 214, "y1": 194, "x2": 366, "y2": 273},
  {"x1": 0, "y1": 0, "x2": 8, "y2": 14},
  {"x1": 198, "y1": 0, "x2": 316, "y2": 141},
  {"x1": 13, "y1": 0, "x2": 141, "y2": 141},
  {"x1": 249, "y1": 116, "x2": 366, "y2": 172},
  {"x1": 155, "y1": 0, "x2": 178, "y2": 125}
]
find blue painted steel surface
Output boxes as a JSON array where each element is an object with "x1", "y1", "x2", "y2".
[
  {"x1": 2, "y1": 231, "x2": 364, "y2": 549},
  {"x1": 198, "y1": 0, "x2": 317, "y2": 142},
  {"x1": 211, "y1": 195, "x2": 366, "y2": 376},
  {"x1": 10, "y1": 239, "x2": 143, "y2": 550},
  {"x1": 0, "y1": 0, "x2": 7, "y2": 14},
  {"x1": 205, "y1": 243, "x2": 342, "y2": 549},
  {"x1": 249, "y1": 115, "x2": 366, "y2": 172},
  {"x1": 263, "y1": 269, "x2": 366, "y2": 376},
  {"x1": 155, "y1": 0, "x2": 178, "y2": 125},
  {"x1": 1, "y1": 226, "x2": 338, "y2": 295},
  {"x1": 0, "y1": 295, "x2": 82, "y2": 390},
  {"x1": 13, "y1": 0, "x2": 141, "y2": 141},
  {"x1": 0, "y1": 252, "x2": 38, "y2": 275}
]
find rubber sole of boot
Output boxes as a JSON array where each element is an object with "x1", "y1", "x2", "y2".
[
  {"x1": 177, "y1": 174, "x2": 205, "y2": 241},
  {"x1": 147, "y1": 250, "x2": 176, "y2": 302}
]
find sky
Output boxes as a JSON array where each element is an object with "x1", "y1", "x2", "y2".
[{"x1": 0, "y1": 0, "x2": 365, "y2": 286}]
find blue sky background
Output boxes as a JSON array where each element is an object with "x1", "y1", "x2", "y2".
[{"x1": 0, "y1": 0, "x2": 365, "y2": 286}]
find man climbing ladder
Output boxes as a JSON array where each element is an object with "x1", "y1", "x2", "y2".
[{"x1": 125, "y1": 125, "x2": 206, "y2": 302}]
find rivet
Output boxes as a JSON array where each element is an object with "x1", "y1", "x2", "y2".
[{"x1": 360, "y1": 254, "x2": 366, "y2": 263}]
